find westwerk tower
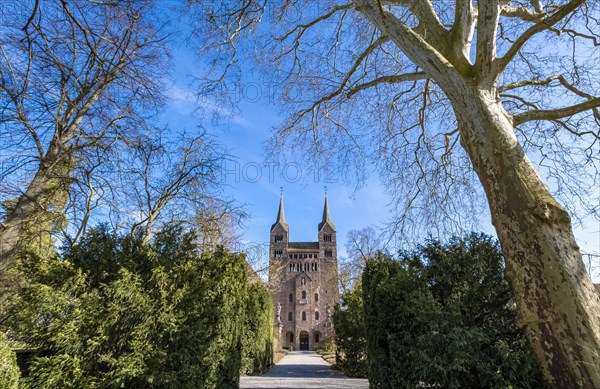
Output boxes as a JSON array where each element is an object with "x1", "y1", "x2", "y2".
[{"x1": 269, "y1": 194, "x2": 339, "y2": 351}]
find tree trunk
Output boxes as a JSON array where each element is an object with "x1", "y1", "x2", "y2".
[
  {"x1": 445, "y1": 79, "x2": 600, "y2": 387},
  {"x1": 0, "y1": 155, "x2": 73, "y2": 273}
]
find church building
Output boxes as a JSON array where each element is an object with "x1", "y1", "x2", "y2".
[{"x1": 269, "y1": 194, "x2": 339, "y2": 351}]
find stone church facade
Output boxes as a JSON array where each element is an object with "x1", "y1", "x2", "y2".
[{"x1": 269, "y1": 195, "x2": 339, "y2": 351}]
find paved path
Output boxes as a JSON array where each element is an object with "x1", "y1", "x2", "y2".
[{"x1": 240, "y1": 351, "x2": 369, "y2": 389}]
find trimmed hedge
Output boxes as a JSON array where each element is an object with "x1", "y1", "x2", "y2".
[
  {"x1": 0, "y1": 333, "x2": 19, "y2": 389},
  {"x1": 240, "y1": 282, "x2": 274, "y2": 375},
  {"x1": 361, "y1": 234, "x2": 545, "y2": 388},
  {"x1": 333, "y1": 284, "x2": 367, "y2": 378},
  {"x1": 8, "y1": 224, "x2": 272, "y2": 388}
]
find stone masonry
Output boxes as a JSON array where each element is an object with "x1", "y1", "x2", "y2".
[{"x1": 269, "y1": 195, "x2": 339, "y2": 351}]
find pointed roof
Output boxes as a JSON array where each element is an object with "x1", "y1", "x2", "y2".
[
  {"x1": 270, "y1": 195, "x2": 289, "y2": 231},
  {"x1": 318, "y1": 194, "x2": 336, "y2": 231}
]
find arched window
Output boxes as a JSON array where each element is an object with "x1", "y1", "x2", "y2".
[
  {"x1": 301, "y1": 277, "x2": 306, "y2": 285},
  {"x1": 289, "y1": 293, "x2": 293, "y2": 303},
  {"x1": 289, "y1": 263, "x2": 292, "y2": 272},
  {"x1": 314, "y1": 293, "x2": 319, "y2": 302},
  {"x1": 315, "y1": 333, "x2": 320, "y2": 343},
  {"x1": 302, "y1": 311, "x2": 306, "y2": 321},
  {"x1": 315, "y1": 311, "x2": 320, "y2": 320},
  {"x1": 289, "y1": 332, "x2": 294, "y2": 343},
  {"x1": 302, "y1": 290, "x2": 306, "y2": 299},
  {"x1": 288, "y1": 312, "x2": 293, "y2": 321}
]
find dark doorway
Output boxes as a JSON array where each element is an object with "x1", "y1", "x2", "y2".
[{"x1": 299, "y1": 331, "x2": 309, "y2": 350}]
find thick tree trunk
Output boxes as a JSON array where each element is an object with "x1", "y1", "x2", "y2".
[
  {"x1": 0, "y1": 155, "x2": 73, "y2": 274},
  {"x1": 445, "y1": 80, "x2": 600, "y2": 387}
]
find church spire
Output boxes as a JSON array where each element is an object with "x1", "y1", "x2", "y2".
[
  {"x1": 271, "y1": 193, "x2": 289, "y2": 231},
  {"x1": 318, "y1": 193, "x2": 336, "y2": 231}
]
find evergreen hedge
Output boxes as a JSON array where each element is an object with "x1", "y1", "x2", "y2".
[
  {"x1": 240, "y1": 282, "x2": 274, "y2": 375},
  {"x1": 333, "y1": 284, "x2": 368, "y2": 378},
  {"x1": 8, "y1": 224, "x2": 273, "y2": 388},
  {"x1": 0, "y1": 333, "x2": 19, "y2": 389},
  {"x1": 360, "y1": 234, "x2": 545, "y2": 388}
]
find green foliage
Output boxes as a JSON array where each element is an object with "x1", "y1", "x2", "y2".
[
  {"x1": 0, "y1": 333, "x2": 19, "y2": 389},
  {"x1": 362, "y1": 233, "x2": 545, "y2": 388},
  {"x1": 240, "y1": 282, "x2": 274, "y2": 375},
  {"x1": 8, "y1": 224, "x2": 272, "y2": 388},
  {"x1": 333, "y1": 284, "x2": 368, "y2": 378}
]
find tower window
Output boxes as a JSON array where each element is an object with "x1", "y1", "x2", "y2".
[
  {"x1": 301, "y1": 277, "x2": 306, "y2": 285},
  {"x1": 274, "y1": 235, "x2": 283, "y2": 243},
  {"x1": 289, "y1": 293, "x2": 293, "y2": 303},
  {"x1": 314, "y1": 263, "x2": 318, "y2": 271},
  {"x1": 314, "y1": 293, "x2": 319, "y2": 302},
  {"x1": 325, "y1": 249, "x2": 333, "y2": 258},
  {"x1": 302, "y1": 290, "x2": 306, "y2": 299},
  {"x1": 315, "y1": 333, "x2": 320, "y2": 343},
  {"x1": 315, "y1": 311, "x2": 319, "y2": 320},
  {"x1": 275, "y1": 250, "x2": 283, "y2": 258},
  {"x1": 324, "y1": 234, "x2": 332, "y2": 242},
  {"x1": 289, "y1": 333, "x2": 294, "y2": 343},
  {"x1": 288, "y1": 312, "x2": 293, "y2": 321},
  {"x1": 302, "y1": 311, "x2": 306, "y2": 321}
]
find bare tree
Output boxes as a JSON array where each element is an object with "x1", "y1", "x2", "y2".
[
  {"x1": 192, "y1": 0, "x2": 600, "y2": 386},
  {"x1": 193, "y1": 196, "x2": 246, "y2": 249},
  {"x1": 116, "y1": 129, "x2": 229, "y2": 245},
  {"x1": 0, "y1": 0, "x2": 169, "y2": 270},
  {"x1": 339, "y1": 227, "x2": 383, "y2": 291}
]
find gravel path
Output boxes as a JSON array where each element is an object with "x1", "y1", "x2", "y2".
[{"x1": 240, "y1": 351, "x2": 369, "y2": 389}]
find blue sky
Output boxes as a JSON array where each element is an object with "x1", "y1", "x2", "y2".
[
  {"x1": 159, "y1": 45, "x2": 599, "y2": 277},
  {"x1": 160, "y1": 47, "x2": 395, "y2": 253}
]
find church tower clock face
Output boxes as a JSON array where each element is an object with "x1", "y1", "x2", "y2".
[{"x1": 269, "y1": 194, "x2": 339, "y2": 351}]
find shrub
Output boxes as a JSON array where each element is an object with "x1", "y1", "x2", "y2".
[
  {"x1": 9, "y1": 225, "x2": 260, "y2": 388},
  {"x1": 333, "y1": 284, "x2": 368, "y2": 378},
  {"x1": 362, "y1": 233, "x2": 545, "y2": 388},
  {"x1": 0, "y1": 333, "x2": 19, "y2": 389},
  {"x1": 240, "y1": 282, "x2": 274, "y2": 375}
]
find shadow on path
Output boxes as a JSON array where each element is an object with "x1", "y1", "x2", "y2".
[{"x1": 240, "y1": 351, "x2": 368, "y2": 389}]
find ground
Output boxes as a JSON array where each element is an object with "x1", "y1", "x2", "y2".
[{"x1": 240, "y1": 351, "x2": 368, "y2": 389}]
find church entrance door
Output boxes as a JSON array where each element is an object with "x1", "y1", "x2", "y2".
[{"x1": 299, "y1": 331, "x2": 309, "y2": 350}]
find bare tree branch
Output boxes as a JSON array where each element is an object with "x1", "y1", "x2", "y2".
[
  {"x1": 513, "y1": 97, "x2": 600, "y2": 126},
  {"x1": 451, "y1": 0, "x2": 477, "y2": 61},
  {"x1": 499, "y1": 75, "x2": 560, "y2": 92},
  {"x1": 347, "y1": 72, "x2": 427, "y2": 97},
  {"x1": 284, "y1": 35, "x2": 389, "y2": 131},
  {"x1": 497, "y1": 0, "x2": 586, "y2": 77},
  {"x1": 475, "y1": 0, "x2": 501, "y2": 85},
  {"x1": 500, "y1": 4, "x2": 545, "y2": 22}
]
